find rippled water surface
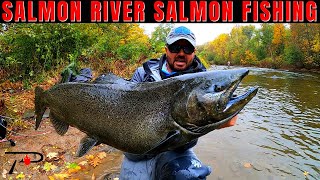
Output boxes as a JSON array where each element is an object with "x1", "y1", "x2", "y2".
[{"x1": 194, "y1": 66, "x2": 320, "y2": 180}]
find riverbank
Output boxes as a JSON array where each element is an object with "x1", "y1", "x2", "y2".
[
  {"x1": 0, "y1": 117, "x2": 123, "y2": 179},
  {"x1": 254, "y1": 64, "x2": 319, "y2": 74},
  {"x1": 212, "y1": 64, "x2": 320, "y2": 74},
  {"x1": 286, "y1": 67, "x2": 320, "y2": 74}
]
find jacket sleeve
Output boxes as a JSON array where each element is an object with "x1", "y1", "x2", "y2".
[{"x1": 131, "y1": 67, "x2": 146, "y2": 83}]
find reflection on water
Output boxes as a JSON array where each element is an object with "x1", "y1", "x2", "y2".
[{"x1": 195, "y1": 66, "x2": 320, "y2": 180}]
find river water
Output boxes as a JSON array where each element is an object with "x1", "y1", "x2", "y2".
[{"x1": 194, "y1": 66, "x2": 320, "y2": 180}]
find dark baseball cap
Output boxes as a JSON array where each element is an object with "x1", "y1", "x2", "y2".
[{"x1": 166, "y1": 26, "x2": 196, "y2": 47}]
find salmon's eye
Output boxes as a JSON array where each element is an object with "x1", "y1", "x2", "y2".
[{"x1": 215, "y1": 85, "x2": 224, "y2": 92}]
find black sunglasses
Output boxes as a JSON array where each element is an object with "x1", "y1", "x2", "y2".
[{"x1": 167, "y1": 44, "x2": 195, "y2": 54}]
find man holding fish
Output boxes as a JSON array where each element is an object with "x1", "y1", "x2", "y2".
[{"x1": 120, "y1": 26, "x2": 237, "y2": 180}]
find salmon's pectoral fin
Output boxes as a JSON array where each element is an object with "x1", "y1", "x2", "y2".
[
  {"x1": 76, "y1": 136, "x2": 98, "y2": 157},
  {"x1": 144, "y1": 130, "x2": 181, "y2": 155},
  {"x1": 35, "y1": 86, "x2": 47, "y2": 130},
  {"x1": 50, "y1": 113, "x2": 69, "y2": 135}
]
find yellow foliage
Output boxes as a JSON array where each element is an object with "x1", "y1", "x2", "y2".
[
  {"x1": 312, "y1": 34, "x2": 320, "y2": 53},
  {"x1": 272, "y1": 24, "x2": 285, "y2": 45},
  {"x1": 120, "y1": 24, "x2": 149, "y2": 46},
  {"x1": 97, "y1": 152, "x2": 107, "y2": 159},
  {"x1": 53, "y1": 173, "x2": 70, "y2": 180},
  {"x1": 199, "y1": 58, "x2": 210, "y2": 69},
  {"x1": 119, "y1": 39, "x2": 125, "y2": 45},
  {"x1": 86, "y1": 155, "x2": 95, "y2": 160},
  {"x1": 206, "y1": 33, "x2": 230, "y2": 61},
  {"x1": 89, "y1": 157, "x2": 101, "y2": 167},
  {"x1": 43, "y1": 162, "x2": 57, "y2": 172},
  {"x1": 240, "y1": 51, "x2": 258, "y2": 65},
  {"x1": 15, "y1": 172, "x2": 25, "y2": 179}
]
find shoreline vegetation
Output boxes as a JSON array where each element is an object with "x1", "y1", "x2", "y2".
[
  {"x1": 1, "y1": 24, "x2": 319, "y2": 82},
  {"x1": 0, "y1": 23, "x2": 319, "y2": 179}
]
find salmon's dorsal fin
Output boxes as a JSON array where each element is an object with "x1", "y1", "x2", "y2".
[
  {"x1": 92, "y1": 73, "x2": 128, "y2": 84},
  {"x1": 76, "y1": 136, "x2": 99, "y2": 157}
]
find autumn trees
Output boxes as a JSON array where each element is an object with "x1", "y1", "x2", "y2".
[
  {"x1": 288, "y1": 24, "x2": 320, "y2": 68},
  {"x1": 0, "y1": 24, "x2": 150, "y2": 81},
  {"x1": 200, "y1": 23, "x2": 320, "y2": 70},
  {"x1": 0, "y1": 23, "x2": 319, "y2": 84}
]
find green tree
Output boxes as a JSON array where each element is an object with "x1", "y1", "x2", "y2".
[
  {"x1": 116, "y1": 24, "x2": 150, "y2": 63},
  {"x1": 260, "y1": 24, "x2": 274, "y2": 59},
  {"x1": 149, "y1": 24, "x2": 174, "y2": 57},
  {"x1": 227, "y1": 25, "x2": 250, "y2": 64},
  {"x1": 83, "y1": 24, "x2": 149, "y2": 62},
  {"x1": 272, "y1": 24, "x2": 286, "y2": 56},
  {"x1": 205, "y1": 33, "x2": 229, "y2": 64},
  {"x1": 0, "y1": 24, "x2": 92, "y2": 81},
  {"x1": 0, "y1": 23, "x2": 151, "y2": 82},
  {"x1": 288, "y1": 24, "x2": 320, "y2": 68}
]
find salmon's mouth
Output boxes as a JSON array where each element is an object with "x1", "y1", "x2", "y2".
[
  {"x1": 182, "y1": 70, "x2": 258, "y2": 135},
  {"x1": 184, "y1": 87, "x2": 258, "y2": 135}
]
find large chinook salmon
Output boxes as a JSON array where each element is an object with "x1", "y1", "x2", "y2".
[{"x1": 35, "y1": 69, "x2": 258, "y2": 157}]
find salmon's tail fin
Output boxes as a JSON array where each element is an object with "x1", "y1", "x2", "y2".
[{"x1": 35, "y1": 86, "x2": 47, "y2": 130}]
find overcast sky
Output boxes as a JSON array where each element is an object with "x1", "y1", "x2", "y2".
[{"x1": 140, "y1": 23, "x2": 261, "y2": 45}]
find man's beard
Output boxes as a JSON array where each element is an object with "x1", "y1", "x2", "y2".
[{"x1": 168, "y1": 56, "x2": 187, "y2": 72}]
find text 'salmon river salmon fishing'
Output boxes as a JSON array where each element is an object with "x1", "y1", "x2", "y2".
[
  {"x1": 0, "y1": 1, "x2": 318, "y2": 23},
  {"x1": 34, "y1": 69, "x2": 258, "y2": 157}
]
